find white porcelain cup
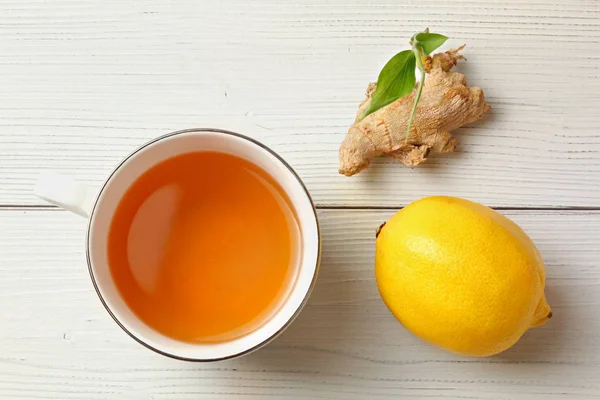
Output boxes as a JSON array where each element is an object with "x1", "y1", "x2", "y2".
[{"x1": 35, "y1": 123, "x2": 321, "y2": 361}]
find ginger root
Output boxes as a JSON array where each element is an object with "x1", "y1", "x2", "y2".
[{"x1": 339, "y1": 47, "x2": 490, "y2": 176}]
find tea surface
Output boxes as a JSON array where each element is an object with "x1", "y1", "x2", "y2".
[{"x1": 107, "y1": 151, "x2": 300, "y2": 343}]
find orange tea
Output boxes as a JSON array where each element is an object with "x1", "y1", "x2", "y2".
[{"x1": 107, "y1": 151, "x2": 301, "y2": 343}]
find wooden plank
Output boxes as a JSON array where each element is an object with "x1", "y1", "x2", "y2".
[
  {"x1": 1, "y1": 1, "x2": 600, "y2": 207},
  {"x1": 1, "y1": 208, "x2": 599, "y2": 399}
]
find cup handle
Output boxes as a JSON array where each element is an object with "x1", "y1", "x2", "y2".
[{"x1": 34, "y1": 171, "x2": 96, "y2": 218}]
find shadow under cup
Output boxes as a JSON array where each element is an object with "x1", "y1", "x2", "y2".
[{"x1": 86, "y1": 129, "x2": 321, "y2": 361}]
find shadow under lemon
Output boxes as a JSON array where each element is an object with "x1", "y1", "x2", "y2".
[{"x1": 494, "y1": 282, "x2": 567, "y2": 362}]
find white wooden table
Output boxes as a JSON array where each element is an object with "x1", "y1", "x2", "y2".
[{"x1": 2, "y1": 1, "x2": 600, "y2": 399}]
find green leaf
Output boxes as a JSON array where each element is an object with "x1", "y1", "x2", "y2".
[
  {"x1": 362, "y1": 50, "x2": 416, "y2": 119},
  {"x1": 414, "y1": 32, "x2": 448, "y2": 56}
]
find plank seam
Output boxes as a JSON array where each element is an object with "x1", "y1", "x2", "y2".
[{"x1": 2, "y1": 205, "x2": 600, "y2": 211}]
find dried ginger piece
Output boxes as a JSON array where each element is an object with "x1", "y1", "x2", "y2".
[{"x1": 339, "y1": 47, "x2": 490, "y2": 176}]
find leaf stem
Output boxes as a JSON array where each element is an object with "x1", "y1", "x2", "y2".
[{"x1": 406, "y1": 44, "x2": 426, "y2": 143}]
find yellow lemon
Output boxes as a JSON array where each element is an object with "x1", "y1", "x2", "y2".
[{"x1": 375, "y1": 196, "x2": 551, "y2": 357}]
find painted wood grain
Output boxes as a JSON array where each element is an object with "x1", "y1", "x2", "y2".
[
  {"x1": 1, "y1": 209, "x2": 599, "y2": 399},
  {"x1": 1, "y1": 0, "x2": 600, "y2": 207}
]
